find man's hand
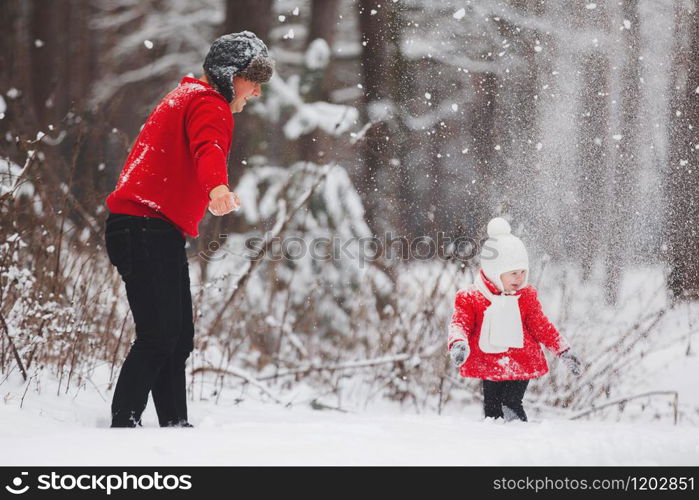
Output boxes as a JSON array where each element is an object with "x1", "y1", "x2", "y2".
[{"x1": 208, "y1": 185, "x2": 241, "y2": 216}]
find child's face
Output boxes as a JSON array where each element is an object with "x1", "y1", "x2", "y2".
[{"x1": 500, "y1": 269, "x2": 526, "y2": 293}]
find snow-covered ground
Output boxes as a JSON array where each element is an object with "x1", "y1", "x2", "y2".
[
  {"x1": 2, "y1": 265, "x2": 698, "y2": 466},
  {"x1": 2, "y1": 374, "x2": 698, "y2": 466}
]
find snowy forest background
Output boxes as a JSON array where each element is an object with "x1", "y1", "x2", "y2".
[{"x1": 1, "y1": 0, "x2": 698, "y2": 427}]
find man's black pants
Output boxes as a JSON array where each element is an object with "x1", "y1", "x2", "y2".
[
  {"x1": 105, "y1": 212, "x2": 194, "y2": 427},
  {"x1": 482, "y1": 379, "x2": 530, "y2": 422}
]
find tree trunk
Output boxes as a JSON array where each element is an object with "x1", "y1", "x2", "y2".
[
  {"x1": 0, "y1": 0, "x2": 36, "y2": 157},
  {"x1": 297, "y1": 0, "x2": 340, "y2": 163},
  {"x1": 426, "y1": 75, "x2": 446, "y2": 235},
  {"x1": 29, "y1": 0, "x2": 74, "y2": 128},
  {"x1": 576, "y1": 3, "x2": 612, "y2": 281},
  {"x1": 469, "y1": 69, "x2": 498, "y2": 237},
  {"x1": 308, "y1": 0, "x2": 340, "y2": 47},
  {"x1": 667, "y1": 1, "x2": 699, "y2": 299},
  {"x1": 604, "y1": 0, "x2": 641, "y2": 304},
  {"x1": 357, "y1": 0, "x2": 394, "y2": 234},
  {"x1": 382, "y1": 5, "x2": 418, "y2": 237}
]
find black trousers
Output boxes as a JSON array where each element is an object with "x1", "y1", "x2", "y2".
[
  {"x1": 104, "y1": 212, "x2": 194, "y2": 427},
  {"x1": 482, "y1": 379, "x2": 530, "y2": 422}
]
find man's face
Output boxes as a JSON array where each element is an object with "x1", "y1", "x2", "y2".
[{"x1": 230, "y1": 77, "x2": 262, "y2": 113}]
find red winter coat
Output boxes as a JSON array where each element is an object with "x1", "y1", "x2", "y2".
[
  {"x1": 448, "y1": 271, "x2": 570, "y2": 381},
  {"x1": 106, "y1": 76, "x2": 233, "y2": 237}
]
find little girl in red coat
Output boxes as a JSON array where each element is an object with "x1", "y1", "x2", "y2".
[{"x1": 448, "y1": 217, "x2": 582, "y2": 421}]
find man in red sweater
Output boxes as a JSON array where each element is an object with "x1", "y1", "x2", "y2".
[{"x1": 104, "y1": 32, "x2": 273, "y2": 427}]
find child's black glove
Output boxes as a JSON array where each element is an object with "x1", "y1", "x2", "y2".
[
  {"x1": 559, "y1": 350, "x2": 582, "y2": 376},
  {"x1": 449, "y1": 341, "x2": 468, "y2": 367}
]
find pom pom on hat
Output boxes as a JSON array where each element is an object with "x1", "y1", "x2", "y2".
[{"x1": 487, "y1": 217, "x2": 512, "y2": 238}]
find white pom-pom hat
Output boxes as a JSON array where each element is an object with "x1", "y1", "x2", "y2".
[{"x1": 480, "y1": 217, "x2": 529, "y2": 292}]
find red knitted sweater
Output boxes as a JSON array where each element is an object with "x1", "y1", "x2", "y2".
[{"x1": 106, "y1": 77, "x2": 233, "y2": 237}]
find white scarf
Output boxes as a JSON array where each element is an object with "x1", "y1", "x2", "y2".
[{"x1": 475, "y1": 272, "x2": 524, "y2": 353}]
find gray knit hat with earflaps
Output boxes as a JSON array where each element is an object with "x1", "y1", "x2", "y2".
[{"x1": 203, "y1": 31, "x2": 274, "y2": 103}]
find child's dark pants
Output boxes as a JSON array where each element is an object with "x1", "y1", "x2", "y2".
[
  {"x1": 482, "y1": 379, "x2": 530, "y2": 421},
  {"x1": 104, "y1": 212, "x2": 193, "y2": 427}
]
